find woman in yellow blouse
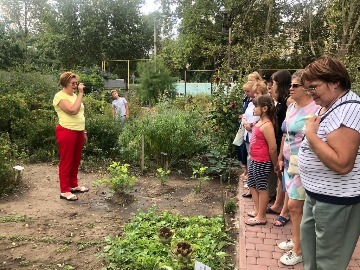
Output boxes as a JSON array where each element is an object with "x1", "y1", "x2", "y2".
[{"x1": 53, "y1": 72, "x2": 89, "y2": 201}]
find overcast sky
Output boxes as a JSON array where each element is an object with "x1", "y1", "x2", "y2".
[{"x1": 140, "y1": 0, "x2": 160, "y2": 14}]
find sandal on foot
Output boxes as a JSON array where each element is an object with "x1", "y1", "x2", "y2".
[
  {"x1": 274, "y1": 215, "x2": 290, "y2": 227},
  {"x1": 242, "y1": 193, "x2": 252, "y2": 198},
  {"x1": 247, "y1": 211, "x2": 257, "y2": 218},
  {"x1": 70, "y1": 186, "x2": 89, "y2": 193},
  {"x1": 245, "y1": 217, "x2": 267, "y2": 226},
  {"x1": 60, "y1": 193, "x2": 78, "y2": 201},
  {"x1": 266, "y1": 206, "x2": 280, "y2": 215}
]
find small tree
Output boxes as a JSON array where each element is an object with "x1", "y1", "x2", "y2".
[{"x1": 137, "y1": 58, "x2": 177, "y2": 104}]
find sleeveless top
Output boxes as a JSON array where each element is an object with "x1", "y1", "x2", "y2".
[{"x1": 250, "y1": 121, "x2": 271, "y2": 162}]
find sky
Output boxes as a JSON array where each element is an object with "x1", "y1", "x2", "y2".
[{"x1": 140, "y1": 0, "x2": 160, "y2": 14}]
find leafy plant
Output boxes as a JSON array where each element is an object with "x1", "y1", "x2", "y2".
[
  {"x1": 224, "y1": 201, "x2": 237, "y2": 215},
  {"x1": 102, "y1": 207, "x2": 232, "y2": 270},
  {"x1": 0, "y1": 133, "x2": 17, "y2": 195},
  {"x1": 93, "y1": 162, "x2": 137, "y2": 194},
  {"x1": 191, "y1": 166, "x2": 209, "y2": 193},
  {"x1": 158, "y1": 227, "x2": 174, "y2": 244},
  {"x1": 156, "y1": 168, "x2": 171, "y2": 185},
  {"x1": 117, "y1": 103, "x2": 208, "y2": 168},
  {"x1": 208, "y1": 67, "x2": 244, "y2": 154},
  {"x1": 205, "y1": 149, "x2": 239, "y2": 182}
]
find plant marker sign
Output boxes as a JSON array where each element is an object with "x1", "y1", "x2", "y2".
[{"x1": 195, "y1": 261, "x2": 211, "y2": 270}]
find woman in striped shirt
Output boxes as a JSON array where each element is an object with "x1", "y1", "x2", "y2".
[{"x1": 298, "y1": 56, "x2": 360, "y2": 270}]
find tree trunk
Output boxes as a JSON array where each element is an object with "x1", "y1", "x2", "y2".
[
  {"x1": 338, "y1": 0, "x2": 360, "y2": 58},
  {"x1": 308, "y1": 0, "x2": 316, "y2": 56},
  {"x1": 263, "y1": 0, "x2": 274, "y2": 54}
]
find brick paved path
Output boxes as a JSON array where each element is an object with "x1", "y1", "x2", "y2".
[{"x1": 237, "y1": 183, "x2": 360, "y2": 270}]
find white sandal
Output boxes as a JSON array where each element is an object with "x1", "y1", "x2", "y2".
[{"x1": 60, "y1": 193, "x2": 78, "y2": 201}]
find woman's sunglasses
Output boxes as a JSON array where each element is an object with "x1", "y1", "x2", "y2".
[{"x1": 290, "y1": 84, "x2": 302, "y2": 88}]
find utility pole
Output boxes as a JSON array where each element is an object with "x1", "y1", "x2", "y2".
[
  {"x1": 154, "y1": 23, "x2": 157, "y2": 57},
  {"x1": 154, "y1": 22, "x2": 157, "y2": 71},
  {"x1": 227, "y1": 27, "x2": 232, "y2": 70}
]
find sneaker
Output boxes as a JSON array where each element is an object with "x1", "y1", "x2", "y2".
[
  {"x1": 278, "y1": 239, "x2": 294, "y2": 250},
  {"x1": 280, "y1": 250, "x2": 303, "y2": 266}
]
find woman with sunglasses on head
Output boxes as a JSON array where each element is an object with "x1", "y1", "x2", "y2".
[
  {"x1": 53, "y1": 72, "x2": 89, "y2": 201},
  {"x1": 299, "y1": 56, "x2": 360, "y2": 270},
  {"x1": 276, "y1": 70, "x2": 319, "y2": 266}
]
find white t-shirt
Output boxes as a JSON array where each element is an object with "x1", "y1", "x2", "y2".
[
  {"x1": 298, "y1": 91, "x2": 360, "y2": 201},
  {"x1": 112, "y1": 97, "x2": 127, "y2": 117},
  {"x1": 242, "y1": 101, "x2": 259, "y2": 142}
]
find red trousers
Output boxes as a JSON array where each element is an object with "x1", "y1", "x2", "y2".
[{"x1": 55, "y1": 124, "x2": 84, "y2": 193}]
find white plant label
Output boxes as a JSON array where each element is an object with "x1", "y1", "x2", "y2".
[{"x1": 194, "y1": 261, "x2": 211, "y2": 270}]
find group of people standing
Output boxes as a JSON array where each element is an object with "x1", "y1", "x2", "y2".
[
  {"x1": 238, "y1": 56, "x2": 360, "y2": 269},
  {"x1": 51, "y1": 56, "x2": 358, "y2": 270}
]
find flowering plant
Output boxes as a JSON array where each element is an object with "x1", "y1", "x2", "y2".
[{"x1": 207, "y1": 66, "x2": 244, "y2": 154}]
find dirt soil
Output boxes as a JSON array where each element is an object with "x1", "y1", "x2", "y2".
[{"x1": 0, "y1": 163, "x2": 238, "y2": 270}]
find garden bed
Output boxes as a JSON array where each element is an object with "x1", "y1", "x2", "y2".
[{"x1": 0, "y1": 163, "x2": 238, "y2": 270}]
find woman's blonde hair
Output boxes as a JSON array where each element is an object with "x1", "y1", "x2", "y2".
[
  {"x1": 59, "y1": 72, "x2": 79, "y2": 87},
  {"x1": 252, "y1": 81, "x2": 268, "y2": 95},
  {"x1": 247, "y1": 71, "x2": 262, "y2": 82},
  {"x1": 243, "y1": 80, "x2": 256, "y2": 91}
]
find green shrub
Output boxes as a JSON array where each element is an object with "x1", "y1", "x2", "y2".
[
  {"x1": 225, "y1": 201, "x2": 237, "y2": 215},
  {"x1": 83, "y1": 114, "x2": 121, "y2": 159},
  {"x1": 117, "y1": 103, "x2": 209, "y2": 168},
  {"x1": 12, "y1": 109, "x2": 58, "y2": 162},
  {"x1": 0, "y1": 133, "x2": 17, "y2": 195}
]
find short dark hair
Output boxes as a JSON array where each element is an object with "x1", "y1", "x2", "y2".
[{"x1": 302, "y1": 55, "x2": 351, "y2": 90}]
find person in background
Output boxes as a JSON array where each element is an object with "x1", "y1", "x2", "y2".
[
  {"x1": 239, "y1": 71, "x2": 264, "y2": 182},
  {"x1": 266, "y1": 70, "x2": 293, "y2": 221},
  {"x1": 237, "y1": 84, "x2": 252, "y2": 182},
  {"x1": 276, "y1": 70, "x2": 320, "y2": 266},
  {"x1": 245, "y1": 95, "x2": 278, "y2": 226},
  {"x1": 111, "y1": 89, "x2": 129, "y2": 126},
  {"x1": 242, "y1": 80, "x2": 269, "y2": 198},
  {"x1": 53, "y1": 72, "x2": 89, "y2": 201},
  {"x1": 241, "y1": 80, "x2": 258, "y2": 197},
  {"x1": 299, "y1": 56, "x2": 360, "y2": 270}
]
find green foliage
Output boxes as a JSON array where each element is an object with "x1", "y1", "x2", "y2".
[
  {"x1": 102, "y1": 207, "x2": 232, "y2": 270},
  {"x1": 156, "y1": 168, "x2": 171, "y2": 185},
  {"x1": 137, "y1": 58, "x2": 178, "y2": 104},
  {"x1": 207, "y1": 67, "x2": 243, "y2": 159},
  {"x1": 93, "y1": 162, "x2": 137, "y2": 194},
  {"x1": 83, "y1": 113, "x2": 121, "y2": 159},
  {"x1": 224, "y1": 201, "x2": 237, "y2": 215},
  {"x1": 0, "y1": 71, "x2": 59, "y2": 163},
  {"x1": 117, "y1": 103, "x2": 209, "y2": 168},
  {"x1": 0, "y1": 133, "x2": 17, "y2": 195},
  {"x1": 78, "y1": 72, "x2": 105, "y2": 93},
  {"x1": 191, "y1": 166, "x2": 209, "y2": 193},
  {"x1": 205, "y1": 148, "x2": 239, "y2": 181}
]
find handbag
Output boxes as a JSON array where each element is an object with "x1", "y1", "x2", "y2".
[
  {"x1": 232, "y1": 123, "x2": 245, "y2": 146},
  {"x1": 287, "y1": 155, "x2": 299, "y2": 175}
]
